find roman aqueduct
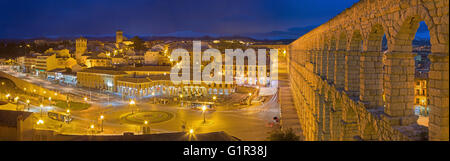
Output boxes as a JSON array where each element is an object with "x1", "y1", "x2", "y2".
[{"x1": 287, "y1": 0, "x2": 448, "y2": 140}]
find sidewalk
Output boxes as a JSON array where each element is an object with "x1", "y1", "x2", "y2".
[{"x1": 277, "y1": 56, "x2": 303, "y2": 140}]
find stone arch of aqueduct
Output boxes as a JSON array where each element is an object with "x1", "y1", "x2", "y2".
[{"x1": 287, "y1": 0, "x2": 448, "y2": 140}]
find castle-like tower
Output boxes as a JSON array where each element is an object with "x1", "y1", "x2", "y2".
[
  {"x1": 116, "y1": 30, "x2": 124, "y2": 44},
  {"x1": 75, "y1": 36, "x2": 87, "y2": 64}
]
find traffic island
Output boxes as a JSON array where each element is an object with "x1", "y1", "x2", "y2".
[{"x1": 120, "y1": 111, "x2": 174, "y2": 125}]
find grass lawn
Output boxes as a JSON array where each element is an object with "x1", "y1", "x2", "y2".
[{"x1": 54, "y1": 100, "x2": 91, "y2": 111}]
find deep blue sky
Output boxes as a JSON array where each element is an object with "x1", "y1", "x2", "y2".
[{"x1": 1, "y1": 0, "x2": 362, "y2": 39}]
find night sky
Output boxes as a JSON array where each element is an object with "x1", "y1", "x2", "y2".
[{"x1": 0, "y1": 0, "x2": 371, "y2": 40}]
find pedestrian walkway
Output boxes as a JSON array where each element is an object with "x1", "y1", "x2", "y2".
[{"x1": 277, "y1": 55, "x2": 303, "y2": 140}]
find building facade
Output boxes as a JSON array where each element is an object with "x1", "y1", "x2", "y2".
[{"x1": 77, "y1": 69, "x2": 127, "y2": 92}]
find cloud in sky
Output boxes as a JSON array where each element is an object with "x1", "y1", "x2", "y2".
[{"x1": 0, "y1": 0, "x2": 370, "y2": 40}]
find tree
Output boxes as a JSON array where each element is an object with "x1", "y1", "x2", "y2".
[
  {"x1": 131, "y1": 36, "x2": 146, "y2": 51},
  {"x1": 267, "y1": 128, "x2": 300, "y2": 141},
  {"x1": 65, "y1": 67, "x2": 72, "y2": 73}
]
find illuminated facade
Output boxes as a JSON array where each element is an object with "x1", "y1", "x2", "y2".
[
  {"x1": 414, "y1": 78, "x2": 429, "y2": 116},
  {"x1": 86, "y1": 57, "x2": 112, "y2": 68},
  {"x1": 77, "y1": 69, "x2": 127, "y2": 92},
  {"x1": 75, "y1": 36, "x2": 87, "y2": 64}
]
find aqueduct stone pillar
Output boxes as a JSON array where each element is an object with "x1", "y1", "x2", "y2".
[
  {"x1": 322, "y1": 96, "x2": 331, "y2": 140},
  {"x1": 330, "y1": 99, "x2": 342, "y2": 140},
  {"x1": 360, "y1": 51, "x2": 383, "y2": 108},
  {"x1": 317, "y1": 50, "x2": 323, "y2": 76},
  {"x1": 345, "y1": 51, "x2": 360, "y2": 98},
  {"x1": 383, "y1": 52, "x2": 417, "y2": 126},
  {"x1": 428, "y1": 54, "x2": 449, "y2": 141},
  {"x1": 321, "y1": 50, "x2": 328, "y2": 79},
  {"x1": 327, "y1": 50, "x2": 335, "y2": 84},
  {"x1": 314, "y1": 50, "x2": 320, "y2": 74},
  {"x1": 341, "y1": 106, "x2": 358, "y2": 141}
]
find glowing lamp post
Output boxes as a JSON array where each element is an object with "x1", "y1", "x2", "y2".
[
  {"x1": 39, "y1": 104, "x2": 44, "y2": 116},
  {"x1": 14, "y1": 96, "x2": 19, "y2": 111},
  {"x1": 179, "y1": 94, "x2": 183, "y2": 106},
  {"x1": 26, "y1": 99, "x2": 30, "y2": 111},
  {"x1": 202, "y1": 105, "x2": 207, "y2": 124},
  {"x1": 129, "y1": 100, "x2": 136, "y2": 114},
  {"x1": 90, "y1": 124, "x2": 95, "y2": 134},
  {"x1": 100, "y1": 115, "x2": 104, "y2": 132}
]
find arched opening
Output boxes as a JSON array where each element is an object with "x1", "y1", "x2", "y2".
[
  {"x1": 345, "y1": 30, "x2": 363, "y2": 98},
  {"x1": 412, "y1": 21, "x2": 431, "y2": 127},
  {"x1": 349, "y1": 30, "x2": 363, "y2": 51},
  {"x1": 382, "y1": 35, "x2": 388, "y2": 52},
  {"x1": 334, "y1": 32, "x2": 347, "y2": 90},
  {"x1": 366, "y1": 24, "x2": 385, "y2": 52},
  {"x1": 361, "y1": 24, "x2": 385, "y2": 108},
  {"x1": 386, "y1": 15, "x2": 433, "y2": 128},
  {"x1": 337, "y1": 32, "x2": 347, "y2": 50},
  {"x1": 320, "y1": 36, "x2": 329, "y2": 77},
  {"x1": 327, "y1": 35, "x2": 337, "y2": 83}
]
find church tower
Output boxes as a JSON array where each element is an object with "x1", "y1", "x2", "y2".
[
  {"x1": 76, "y1": 36, "x2": 87, "y2": 64},
  {"x1": 116, "y1": 30, "x2": 124, "y2": 44}
]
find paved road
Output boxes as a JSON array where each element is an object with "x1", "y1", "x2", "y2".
[
  {"x1": 71, "y1": 91, "x2": 280, "y2": 141},
  {"x1": 2, "y1": 65, "x2": 281, "y2": 140}
]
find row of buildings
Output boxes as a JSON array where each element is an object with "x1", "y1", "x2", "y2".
[{"x1": 11, "y1": 31, "x2": 278, "y2": 99}]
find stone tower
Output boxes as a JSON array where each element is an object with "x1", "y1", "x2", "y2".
[
  {"x1": 116, "y1": 30, "x2": 124, "y2": 44},
  {"x1": 75, "y1": 36, "x2": 87, "y2": 64}
]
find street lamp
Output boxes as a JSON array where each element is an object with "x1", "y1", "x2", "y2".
[
  {"x1": 189, "y1": 129, "x2": 194, "y2": 134},
  {"x1": 202, "y1": 105, "x2": 207, "y2": 124},
  {"x1": 14, "y1": 96, "x2": 19, "y2": 111},
  {"x1": 39, "y1": 104, "x2": 44, "y2": 116},
  {"x1": 26, "y1": 99, "x2": 30, "y2": 111},
  {"x1": 48, "y1": 97, "x2": 52, "y2": 106},
  {"x1": 129, "y1": 100, "x2": 136, "y2": 114},
  {"x1": 100, "y1": 115, "x2": 104, "y2": 132},
  {"x1": 90, "y1": 124, "x2": 95, "y2": 134},
  {"x1": 36, "y1": 119, "x2": 44, "y2": 125},
  {"x1": 212, "y1": 96, "x2": 217, "y2": 101}
]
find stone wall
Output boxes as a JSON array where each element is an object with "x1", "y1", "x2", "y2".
[{"x1": 288, "y1": 0, "x2": 448, "y2": 141}]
